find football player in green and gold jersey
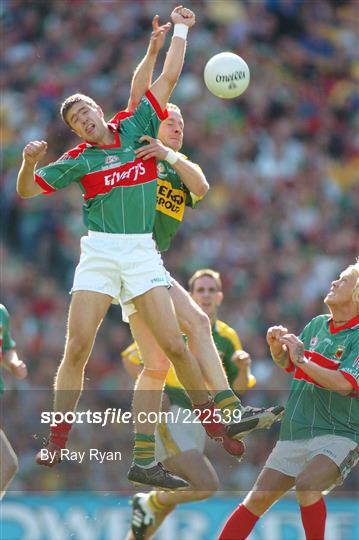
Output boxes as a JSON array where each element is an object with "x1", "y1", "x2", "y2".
[
  {"x1": 123, "y1": 20, "x2": 284, "y2": 501},
  {"x1": 125, "y1": 269, "x2": 283, "y2": 540}
]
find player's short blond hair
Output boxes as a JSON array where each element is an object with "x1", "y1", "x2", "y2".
[
  {"x1": 346, "y1": 258, "x2": 359, "y2": 303},
  {"x1": 167, "y1": 103, "x2": 182, "y2": 114},
  {"x1": 60, "y1": 93, "x2": 99, "y2": 126},
  {"x1": 188, "y1": 268, "x2": 222, "y2": 292}
]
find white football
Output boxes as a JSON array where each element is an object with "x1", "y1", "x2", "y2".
[{"x1": 204, "y1": 52, "x2": 250, "y2": 99}]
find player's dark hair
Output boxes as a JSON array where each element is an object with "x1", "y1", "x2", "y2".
[
  {"x1": 188, "y1": 269, "x2": 222, "y2": 292},
  {"x1": 60, "y1": 93, "x2": 99, "y2": 126}
]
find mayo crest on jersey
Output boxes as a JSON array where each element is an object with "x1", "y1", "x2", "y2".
[{"x1": 35, "y1": 92, "x2": 167, "y2": 234}]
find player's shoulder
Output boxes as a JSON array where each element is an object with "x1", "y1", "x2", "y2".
[
  {"x1": 0, "y1": 304, "x2": 9, "y2": 318},
  {"x1": 0, "y1": 304, "x2": 10, "y2": 325},
  {"x1": 178, "y1": 152, "x2": 202, "y2": 170},
  {"x1": 309, "y1": 314, "x2": 331, "y2": 328},
  {"x1": 121, "y1": 342, "x2": 143, "y2": 365},
  {"x1": 57, "y1": 142, "x2": 89, "y2": 162},
  {"x1": 216, "y1": 319, "x2": 239, "y2": 341},
  {"x1": 109, "y1": 110, "x2": 133, "y2": 127},
  {"x1": 301, "y1": 314, "x2": 330, "y2": 337},
  {"x1": 121, "y1": 341, "x2": 139, "y2": 357}
]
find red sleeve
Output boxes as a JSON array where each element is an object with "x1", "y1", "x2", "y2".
[
  {"x1": 284, "y1": 351, "x2": 295, "y2": 373},
  {"x1": 145, "y1": 90, "x2": 168, "y2": 120},
  {"x1": 110, "y1": 110, "x2": 133, "y2": 125},
  {"x1": 35, "y1": 174, "x2": 56, "y2": 195},
  {"x1": 340, "y1": 370, "x2": 359, "y2": 393},
  {"x1": 285, "y1": 361, "x2": 295, "y2": 373}
]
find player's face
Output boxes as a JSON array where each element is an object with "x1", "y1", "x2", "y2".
[
  {"x1": 324, "y1": 270, "x2": 357, "y2": 307},
  {"x1": 158, "y1": 110, "x2": 184, "y2": 151},
  {"x1": 66, "y1": 101, "x2": 107, "y2": 142},
  {"x1": 191, "y1": 276, "x2": 223, "y2": 318}
]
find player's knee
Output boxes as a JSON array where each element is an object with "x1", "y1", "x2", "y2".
[
  {"x1": 244, "y1": 490, "x2": 273, "y2": 515},
  {"x1": 161, "y1": 336, "x2": 187, "y2": 361},
  {"x1": 65, "y1": 336, "x2": 91, "y2": 366},
  {"x1": 295, "y1": 471, "x2": 317, "y2": 493},
  {"x1": 4, "y1": 454, "x2": 19, "y2": 482},
  {"x1": 180, "y1": 307, "x2": 210, "y2": 337}
]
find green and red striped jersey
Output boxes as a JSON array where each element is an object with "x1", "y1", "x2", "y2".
[
  {"x1": 35, "y1": 92, "x2": 167, "y2": 234},
  {"x1": 0, "y1": 304, "x2": 16, "y2": 395},
  {"x1": 280, "y1": 314, "x2": 359, "y2": 444}
]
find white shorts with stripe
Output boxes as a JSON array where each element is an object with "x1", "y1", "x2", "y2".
[
  {"x1": 121, "y1": 269, "x2": 174, "y2": 323},
  {"x1": 71, "y1": 232, "x2": 171, "y2": 316},
  {"x1": 265, "y1": 434, "x2": 358, "y2": 492},
  {"x1": 155, "y1": 405, "x2": 206, "y2": 463}
]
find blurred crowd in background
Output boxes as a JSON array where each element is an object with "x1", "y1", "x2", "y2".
[{"x1": 1, "y1": 0, "x2": 358, "y2": 494}]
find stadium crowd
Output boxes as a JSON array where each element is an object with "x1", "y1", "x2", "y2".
[{"x1": 1, "y1": 0, "x2": 358, "y2": 494}]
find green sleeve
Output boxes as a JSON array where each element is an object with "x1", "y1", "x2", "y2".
[
  {"x1": 130, "y1": 91, "x2": 168, "y2": 140},
  {"x1": 339, "y1": 339, "x2": 359, "y2": 389},
  {"x1": 0, "y1": 305, "x2": 16, "y2": 352},
  {"x1": 35, "y1": 152, "x2": 87, "y2": 193},
  {"x1": 299, "y1": 318, "x2": 316, "y2": 347}
]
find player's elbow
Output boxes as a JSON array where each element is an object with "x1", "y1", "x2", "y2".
[
  {"x1": 17, "y1": 187, "x2": 38, "y2": 199},
  {"x1": 197, "y1": 180, "x2": 209, "y2": 197},
  {"x1": 161, "y1": 71, "x2": 179, "y2": 90},
  {"x1": 192, "y1": 179, "x2": 209, "y2": 198},
  {"x1": 16, "y1": 186, "x2": 33, "y2": 198}
]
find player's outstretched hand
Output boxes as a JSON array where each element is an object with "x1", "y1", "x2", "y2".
[
  {"x1": 171, "y1": 6, "x2": 196, "y2": 28},
  {"x1": 135, "y1": 135, "x2": 169, "y2": 161},
  {"x1": 266, "y1": 325, "x2": 289, "y2": 358},
  {"x1": 23, "y1": 140, "x2": 48, "y2": 165},
  {"x1": 231, "y1": 350, "x2": 251, "y2": 370},
  {"x1": 149, "y1": 15, "x2": 172, "y2": 55}
]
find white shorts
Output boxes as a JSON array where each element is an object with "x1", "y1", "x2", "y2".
[
  {"x1": 122, "y1": 269, "x2": 175, "y2": 323},
  {"x1": 265, "y1": 435, "x2": 358, "y2": 490},
  {"x1": 155, "y1": 405, "x2": 206, "y2": 463},
  {"x1": 71, "y1": 232, "x2": 171, "y2": 310}
]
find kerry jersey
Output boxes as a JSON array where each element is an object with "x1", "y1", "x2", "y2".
[
  {"x1": 0, "y1": 304, "x2": 16, "y2": 395},
  {"x1": 121, "y1": 319, "x2": 254, "y2": 409},
  {"x1": 280, "y1": 314, "x2": 359, "y2": 444},
  {"x1": 35, "y1": 91, "x2": 167, "y2": 234},
  {"x1": 154, "y1": 156, "x2": 201, "y2": 251}
]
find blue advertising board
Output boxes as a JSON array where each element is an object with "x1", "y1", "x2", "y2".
[{"x1": 1, "y1": 494, "x2": 358, "y2": 540}]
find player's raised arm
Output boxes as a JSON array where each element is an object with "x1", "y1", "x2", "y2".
[
  {"x1": 135, "y1": 134, "x2": 209, "y2": 198},
  {"x1": 149, "y1": 6, "x2": 195, "y2": 110},
  {"x1": 279, "y1": 333, "x2": 353, "y2": 395},
  {"x1": 127, "y1": 16, "x2": 171, "y2": 112},
  {"x1": 17, "y1": 141, "x2": 47, "y2": 198}
]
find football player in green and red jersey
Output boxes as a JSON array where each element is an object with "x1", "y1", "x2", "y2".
[
  {"x1": 219, "y1": 260, "x2": 359, "y2": 540},
  {"x1": 16, "y1": 7, "x2": 247, "y2": 490},
  {"x1": 0, "y1": 304, "x2": 27, "y2": 500}
]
